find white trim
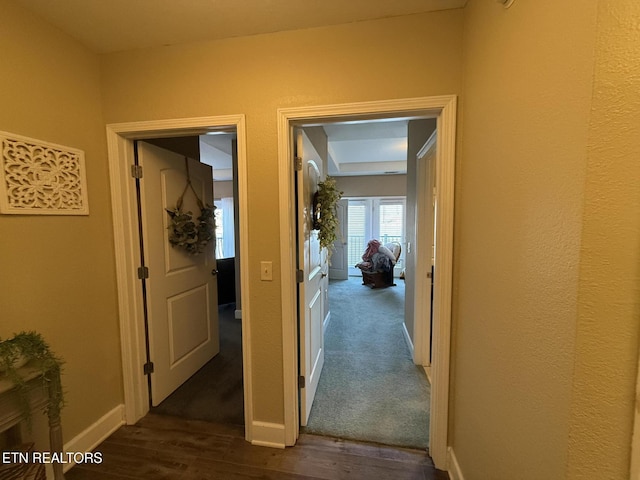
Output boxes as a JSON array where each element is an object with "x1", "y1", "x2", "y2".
[
  {"x1": 413, "y1": 130, "x2": 437, "y2": 368},
  {"x1": 277, "y1": 95, "x2": 457, "y2": 469},
  {"x1": 423, "y1": 365, "x2": 433, "y2": 384},
  {"x1": 323, "y1": 310, "x2": 331, "y2": 335},
  {"x1": 62, "y1": 404, "x2": 125, "y2": 473},
  {"x1": 402, "y1": 320, "x2": 414, "y2": 357},
  {"x1": 278, "y1": 109, "x2": 300, "y2": 446},
  {"x1": 429, "y1": 97, "x2": 457, "y2": 468},
  {"x1": 448, "y1": 447, "x2": 465, "y2": 480},
  {"x1": 250, "y1": 421, "x2": 286, "y2": 449},
  {"x1": 105, "y1": 115, "x2": 254, "y2": 443},
  {"x1": 417, "y1": 129, "x2": 438, "y2": 160}
]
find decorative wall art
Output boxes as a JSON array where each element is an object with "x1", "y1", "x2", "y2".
[{"x1": 0, "y1": 131, "x2": 89, "y2": 215}]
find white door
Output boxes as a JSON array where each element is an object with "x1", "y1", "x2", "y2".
[
  {"x1": 329, "y1": 199, "x2": 348, "y2": 280},
  {"x1": 297, "y1": 129, "x2": 326, "y2": 426},
  {"x1": 137, "y1": 141, "x2": 220, "y2": 406},
  {"x1": 415, "y1": 138, "x2": 437, "y2": 367}
]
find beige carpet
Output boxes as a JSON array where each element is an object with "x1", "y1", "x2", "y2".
[{"x1": 303, "y1": 277, "x2": 430, "y2": 448}]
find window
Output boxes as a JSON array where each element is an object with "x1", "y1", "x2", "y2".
[
  {"x1": 347, "y1": 201, "x2": 368, "y2": 268},
  {"x1": 214, "y1": 198, "x2": 235, "y2": 259},
  {"x1": 347, "y1": 197, "x2": 405, "y2": 275}
]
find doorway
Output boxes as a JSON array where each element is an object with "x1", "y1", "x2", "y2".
[
  {"x1": 105, "y1": 115, "x2": 255, "y2": 442},
  {"x1": 277, "y1": 96, "x2": 457, "y2": 470},
  {"x1": 296, "y1": 120, "x2": 432, "y2": 449},
  {"x1": 135, "y1": 134, "x2": 245, "y2": 426}
]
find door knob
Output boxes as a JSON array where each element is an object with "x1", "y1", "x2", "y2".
[{"x1": 211, "y1": 269, "x2": 219, "y2": 276}]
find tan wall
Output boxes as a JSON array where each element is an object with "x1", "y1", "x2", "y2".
[
  {"x1": 454, "y1": 1, "x2": 599, "y2": 478},
  {"x1": 0, "y1": 1, "x2": 122, "y2": 441},
  {"x1": 100, "y1": 9, "x2": 464, "y2": 424},
  {"x1": 567, "y1": 0, "x2": 640, "y2": 477},
  {"x1": 335, "y1": 174, "x2": 406, "y2": 198},
  {"x1": 146, "y1": 136, "x2": 200, "y2": 160},
  {"x1": 214, "y1": 180, "x2": 233, "y2": 199}
]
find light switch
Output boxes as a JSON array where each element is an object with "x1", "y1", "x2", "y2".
[{"x1": 260, "y1": 261, "x2": 273, "y2": 281}]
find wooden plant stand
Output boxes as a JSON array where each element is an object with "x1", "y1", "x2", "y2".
[{"x1": 0, "y1": 363, "x2": 65, "y2": 479}]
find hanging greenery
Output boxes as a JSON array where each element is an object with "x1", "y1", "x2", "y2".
[
  {"x1": 313, "y1": 176, "x2": 343, "y2": 254},
  {"x1": 166, "y1": 204, "x2": 216, "y2": 255},
  {"x1": 166, "y1": 157, "x2": 216, "y2": 255},
  {"x1": 0, "y1": 331, "x2": 65, "y2": 426}
]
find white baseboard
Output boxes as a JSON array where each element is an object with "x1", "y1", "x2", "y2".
[
  {"x1": 62, "y1": 404, "x2": 125, "y2": 473},
  {"x1": 423, "y1": 365, "x2": 432, "y2": 384},
  {"x1": 448, "y1": 447, "x2": 465, "y2": 480},
  {"x1": 323, "y1": 311, "x2": 331, "y2": 335},
  {"x1": 235, "y1": 309, "x2": 242, "y2": 319},
  {"x1": 251, "y1": 421, "x2": 286, "y2": 449},
  {"x1": 402, "y1": 321, "x2": 414, "y2": 357}
]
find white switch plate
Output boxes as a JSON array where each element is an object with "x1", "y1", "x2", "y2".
[{"x1": 260, "y1": 261, "x2": 273, "y2": 281}]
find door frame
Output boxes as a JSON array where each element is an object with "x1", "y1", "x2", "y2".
[
  {"x1": 277, "y1": 96, "x2": 457, "y2": 470},
  {"x1": 105, "y1": 115, "x2": 254, "y2": 441}
]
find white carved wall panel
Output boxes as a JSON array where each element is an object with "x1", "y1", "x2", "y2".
[{"x1": 0, "y1": 131, "x2": 89, "y2": 215}]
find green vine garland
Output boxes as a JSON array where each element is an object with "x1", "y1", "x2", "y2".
[
  {"x1": 313, "y1": 176, "x2": 343, "y2": 254},
  {"x1": 166, "y1": 204, "x2": 216, "y2": 255},
  {"x1": 0, "y1": 331, "x2": 65, "y2": 426}
]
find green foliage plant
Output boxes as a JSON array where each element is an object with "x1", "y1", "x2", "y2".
[
  {"x1": 166, "y1": 203, "x2": 216, "y2": 255},
  {"x1": 314, "y1": 176, "x2": 343, "y2": 260},
  {"x1": 0, "y1": 332, "x2": 64, "y2": 426}
]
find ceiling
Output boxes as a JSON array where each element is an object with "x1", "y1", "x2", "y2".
[
  {"x1": 199, "y1": 118, "x2": 413, "y2": 181},
  {"x1": 199, "y1": 134, "x2": 235, "y2": 181},
  {"x1": 15, "y1": 0, "x2": 467, "y2": 54},
  {"x1": 16, "y1": 1, "x2": 462, "y2": 179},
  {"x1": 324, "y1": 120, "x2": 410, "y2": 177}
]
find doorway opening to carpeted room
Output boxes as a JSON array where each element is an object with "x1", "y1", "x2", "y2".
[{"x1": 296, "y1": 117, "x2": 436, "y2": 449}]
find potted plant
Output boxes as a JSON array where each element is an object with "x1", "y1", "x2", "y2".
[{"x1": 0, "y1": 331, "x2": 64, "y2": 425}]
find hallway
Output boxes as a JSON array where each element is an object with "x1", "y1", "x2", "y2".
[{"x1": 65, "y1": 413, "x2": 447, "y2": 480}]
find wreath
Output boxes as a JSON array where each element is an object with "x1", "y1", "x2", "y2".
[{"x1": 166, "y1": 158, "x2": 216, "y2": 255}]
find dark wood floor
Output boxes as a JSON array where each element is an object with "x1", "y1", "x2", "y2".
[{"x1": 66, "y1": 414, "x2": 449, "y2": 480}]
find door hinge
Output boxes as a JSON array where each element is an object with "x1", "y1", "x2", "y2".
[
  {"x1": 296, "y1": 269, "x2": 304, "y2": 283},
  {"x1": 294, "y1": 157, "x2": 302, "y2": 171},
  {"x1": 143, "y1": 362, "x2": 154, "y2": 375},
  {"x1": 298, "y1": 375, "x2": 305, "y2": 388},
  {"x1": 131, "y1": 165, "x2": 143, "y2": 179},
  {"x1": 137, "y1": 266, "x2": 149, "y2": 279}
]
